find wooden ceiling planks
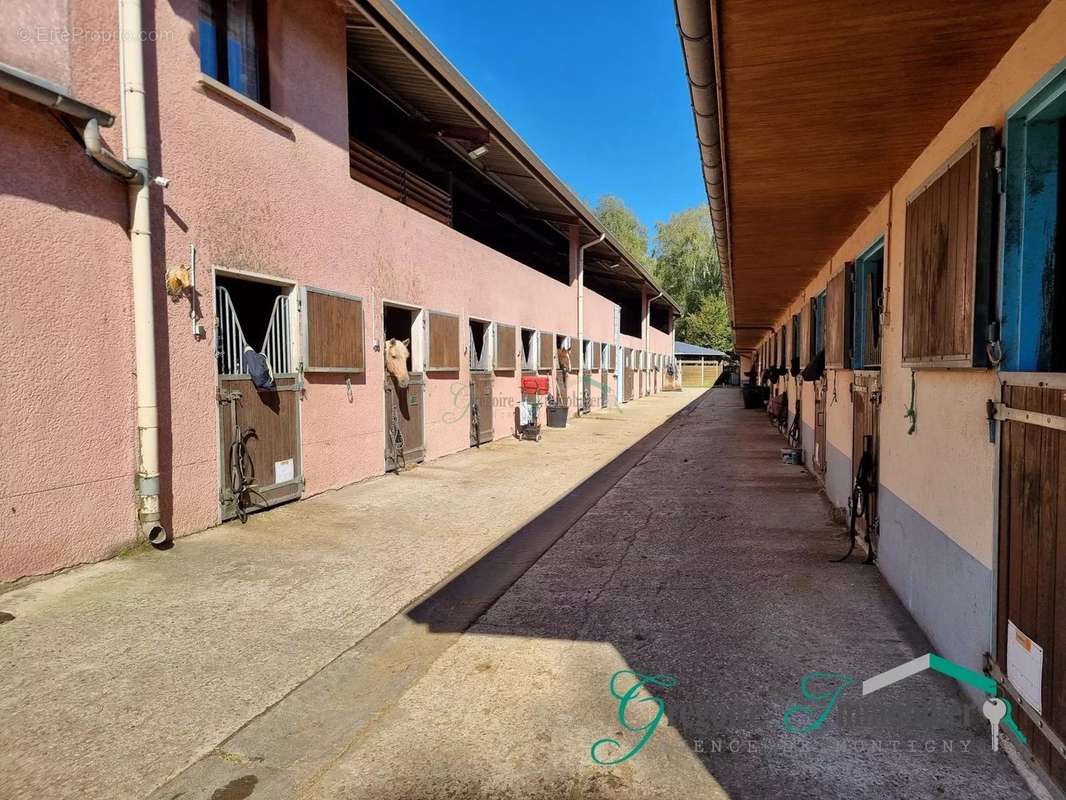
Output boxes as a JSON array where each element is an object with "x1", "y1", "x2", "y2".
[{"x1": 716, "y1": 0, "x2": 1048, "y2": 349}]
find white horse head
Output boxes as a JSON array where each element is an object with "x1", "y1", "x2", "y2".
[{"x1": 384, "y1": 338, "x2": 411, "y2": 388}]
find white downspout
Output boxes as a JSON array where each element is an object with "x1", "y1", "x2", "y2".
[
  {"x1": 119, "y1": 0, "x2": 166, "y2": 545},
  {"x1": 646, "y1": 289, "x2": 664, "y2": 392},
  {"x1": 646, "y1": 289, "x2": 664, "y2": 350},
  {"x1": 577, "y1": 232, "x2": 606, "y2": 413}
]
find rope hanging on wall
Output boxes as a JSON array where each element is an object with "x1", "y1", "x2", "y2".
[{"x1": 905, "y1": 369, "x2": 918, "y2": 435}]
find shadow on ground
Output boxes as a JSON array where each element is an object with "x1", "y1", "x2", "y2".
[{"x1": 373, "y1": 387, "x2": 1034, "y2": 800}]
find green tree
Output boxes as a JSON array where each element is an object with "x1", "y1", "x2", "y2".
[
  {"x1": 594, "y1": 197, "x2": 732, "y2": 350},
  {"x1": 683, "y1": 291, "x2": 734, "y2": 351},
  {"x1": 593, "y1": 195, "x2": 652, "y2": 267},
  {"x1": 652, "y1": 207, "x2": 722, "y2": 316},
  {"x1": 651, "y1": 206, "x2": 730, "y2": 349}
]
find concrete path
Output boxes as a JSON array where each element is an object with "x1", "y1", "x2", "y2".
[
  {"x1": 0, "y1": 389, "x2": 697, "y2": 800},
  {"x1": 299, "y1": 388, "x2": 1036, "y2": 800},
  {"x1": 3, "y1": 388, "x2": 1038, "y2": 799}
]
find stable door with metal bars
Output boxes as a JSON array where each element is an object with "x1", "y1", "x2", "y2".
[
  {"x1": 469, "y1": 318, "x2": 494, "y2": 446},
  {"x1": 851, "y1": 376, "x2": 881, "y2": 549},
  {"x1": 383, "y1": 303, "x2": 426, "y2": 471},
  {"x1": 215, "y1": 274, "x2": 303, "y2": 521}
]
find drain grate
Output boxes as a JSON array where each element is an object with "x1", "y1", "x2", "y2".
[{"x1": 0, "y1": 612, "x2": 14, "y2": 624}]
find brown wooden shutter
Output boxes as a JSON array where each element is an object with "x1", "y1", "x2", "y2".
[
  {"x1": 495, "y1": 323, "x2": 516, "y2": 370},
  {"x1": 902, "y1": 128, "x2": 996, "y2": 368},
  {"x1": 427, "y1": 310, "x2": 460, "y2": 371},
  {"x1": 538, "y1": 331, "x2": 554, "y2": 370},
  {"x1": 302, "y1": 287, "x2": 364, "y2": 372},
  {"x1": 825, "y1": 265, "x2": 852, "y2": 369}
]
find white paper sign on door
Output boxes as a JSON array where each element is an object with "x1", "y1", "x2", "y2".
[
  {"x1": 1007, "y1": 620, "x2": 1043, "y2": 713},
  {"x1": 274, "y1": 458, "x2": 295, "y2": 485}
]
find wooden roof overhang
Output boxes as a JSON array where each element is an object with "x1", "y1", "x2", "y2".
[
  {"x1": 676, "y1": 0, "x2": 1049, "y2": 351},
  {"x1": 346, "y1": 0, "x2": 681, "y2": 315}
]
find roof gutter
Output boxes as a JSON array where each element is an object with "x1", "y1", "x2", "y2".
[
  {"x1": 0, "y1": 61, "x2": 115, "y2": 125},
  {"x1": 674, "y1": 0, "x2": 734, "y2": 322},
  {"x1": 352, "y1": 0, "x2": 682, "y2": 315}
]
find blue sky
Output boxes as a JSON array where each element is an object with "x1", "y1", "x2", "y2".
[{"x1": 396, "y1": 0, "x2": 706, "y2": 237}]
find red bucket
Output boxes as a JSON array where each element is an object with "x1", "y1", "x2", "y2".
[{"x1": 521, "y1": 375, "x2": 549, "y2": 395}]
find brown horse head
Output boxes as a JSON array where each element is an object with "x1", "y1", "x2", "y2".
[
  {"x1": 557, "y1": 344, "x2": 571, "y2": 372},
  {"x1": 384, "y1": 338, "x2": 411, "y2": 388}
]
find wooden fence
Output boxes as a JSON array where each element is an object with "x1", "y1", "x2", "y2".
[{"x1": 679, "y1": 360, "x2": 723, "y2": 388}]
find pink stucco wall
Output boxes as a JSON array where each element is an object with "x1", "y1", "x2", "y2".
[
  {"x1": 0, "y1": 1, "x2": 72, "y2": 87},
  {"x1": 0, "y1": 0, "x2": 674, "y2": 581},
  {"x1": 0, "y1": 3, "x2": 135, "y2": 579}
]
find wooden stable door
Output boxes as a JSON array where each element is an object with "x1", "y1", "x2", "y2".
[
  {"x1": 470, "y1": 373, "x2": 493, "y2": 446},
  {"x1": 385, "y1": 374, "x2": 425, "y2": 470},
  {"x1": 851, "y1": 380, "x2": 881, "y2": 544},
  {"x1": 813, "y1": 379, "x2": 828, "y2": 475},
  {"x1": 218, "y1": 376, "x2": 303, "y2": 521},
  {"x1": 995, "y1": 384, "x2": 1066, "y2": 784},
  {"x1": 623, "y1": 349, "x2": 635, "y2": 403}
]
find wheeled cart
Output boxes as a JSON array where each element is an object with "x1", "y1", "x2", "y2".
[{"x1": 519, "y1": 375, "x2": 548, "y2": 441}]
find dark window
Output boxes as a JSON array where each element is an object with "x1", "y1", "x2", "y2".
[
  {"x1": 383, "y1": 305, "x2": 417, "y2": 372},
  {"x1": 469, "y1": 319, "x2": 490, "y2": 371},
  {"x1": 1002, "y1": 65, "x2": 1066, "y2": 372},
  {"x1": 852, "y1": 241, "x2": 884, "y2": 369},
  {"x1": 650, "y1": 305, "x2": 670, "y2": 334},
  {"x1": 214, "y1": 274, "x2": 293, "y2": 376},
  {"x1": 1057, "y1": 120, "x2": 1066, "y2": 370},
  {"x1": 199, "y1": 0, "x2": 269, "y2": 106},
  {"x1": 810, "y1": 292, "x2": 826, "y2": 356},
  {"x1": 521, "y1": 328, "x2": 536, "y2": 371}
]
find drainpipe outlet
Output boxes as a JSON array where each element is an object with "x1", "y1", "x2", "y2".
[{"x1": 145, "y1": 523, "x2": 170, "y2": 547}]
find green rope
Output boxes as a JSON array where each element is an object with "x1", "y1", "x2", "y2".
[{"x1": 905, "y1": 369, "x2": 917, "y2": 435}]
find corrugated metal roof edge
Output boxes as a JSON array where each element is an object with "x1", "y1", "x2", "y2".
[
  {"x1": 352, "y1": 0, "x2": 683, "y2": 314},
  {"x1": 675, "y1": 341, "x2": 726, "y2": 356}
]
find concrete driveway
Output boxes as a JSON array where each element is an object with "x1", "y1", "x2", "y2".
[
  {"x1": 0, "y1": 389, "x2": 696, "y2": 800},
  {"x1": 2, "y1": 388, "x2": 1040, "y2": 799},
  {"x1": 291, "y1": 388, "x2": 1037, "y2": 800}
]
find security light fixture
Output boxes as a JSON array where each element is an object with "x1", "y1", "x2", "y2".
[{"x1": 467, "y1": 144, "x2": 488, "y2": 160}]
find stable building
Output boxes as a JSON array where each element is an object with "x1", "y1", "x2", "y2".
[
  {"x1": 0, "y1": 0, "x2": 679, "y2": 581},
  {"x1": 677, "y1": 0, "x2": 1066, "y2": 789},
  {"x1": 674, "y1": 342, "x2": 728, "y2": 388}
]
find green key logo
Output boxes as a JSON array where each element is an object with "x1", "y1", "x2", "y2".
[{"x1": 783, "y1": 654, "x2": 1027, "y2": 751}]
